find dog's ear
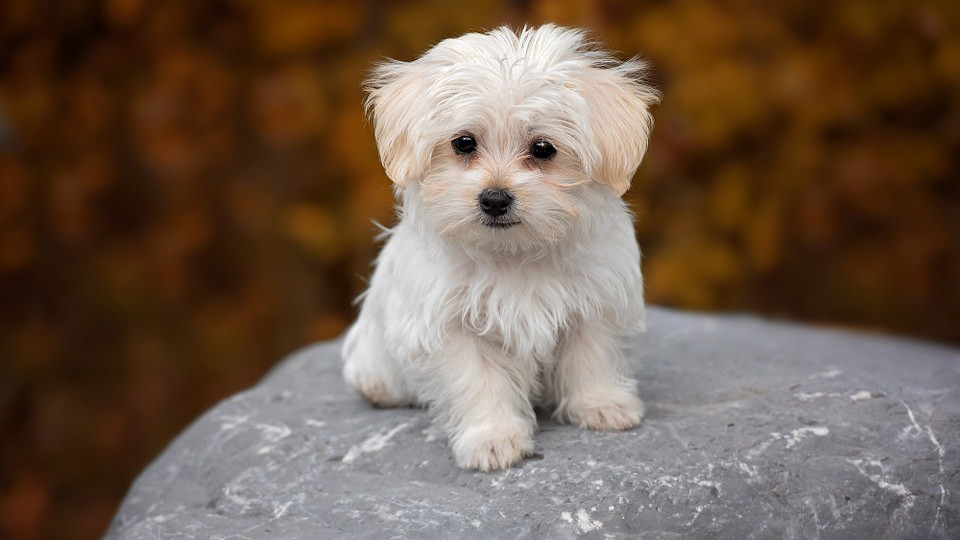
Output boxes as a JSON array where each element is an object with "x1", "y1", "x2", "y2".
[
  {"x1": 578, "y1": 60, "x2": 659, "y2": 196},
  {"x1": 364, "y1": 60, "x2": 432, "y2": 188}
]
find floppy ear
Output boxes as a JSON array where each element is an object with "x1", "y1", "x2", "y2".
[
  {"x1": 364, "y1": 60, "x2": 433, "y2": 188},
  {"x1": 578, "y1": 60, "x2": 659, "y2": 196}
]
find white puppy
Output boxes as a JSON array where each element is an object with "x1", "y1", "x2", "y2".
[{"x1": 342, "y1": 25, "x2": 658, "y2": 471}]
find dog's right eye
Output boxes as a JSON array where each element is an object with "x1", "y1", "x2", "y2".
[{"x1": 452, "y1": 135, "x2": 477, "y2": 155}]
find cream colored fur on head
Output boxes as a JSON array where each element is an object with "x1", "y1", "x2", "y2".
[{"x1": 342, "y1": 25, "x2": 659, "y2": 471}]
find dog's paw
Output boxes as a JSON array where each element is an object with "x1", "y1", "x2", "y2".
[
  {"x1": 453, "y1": 425, "x2": 535, "y2": 471},
  {"x1": 566, "y1": 393, "x2": 645, "y2": 431},
  {"x1": 343, "y1": 362, "x2": 412, "y2": 408},
  {"x1": 356, "y1": 379, "x2": 411, "y2": 408}
]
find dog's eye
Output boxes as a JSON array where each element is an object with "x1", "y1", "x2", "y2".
[
  {"x1": 452, "y1": 135, "x2": 477, "y2": 155},
  {"x1": 530, "y1": 140, "x2": 556, "y2": 160}
]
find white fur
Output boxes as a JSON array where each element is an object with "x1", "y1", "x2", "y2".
[{"x1": 342, "y1": 25, "x2": 659, "y2": 471}]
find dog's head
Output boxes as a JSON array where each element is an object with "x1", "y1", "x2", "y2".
[{"x1": 365, "y1": 25, "x2": 658, "y2": 252}]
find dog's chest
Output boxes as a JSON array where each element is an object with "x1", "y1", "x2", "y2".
[{"x1": 455, "y1": 262, "x2": 581, "y2": 356}]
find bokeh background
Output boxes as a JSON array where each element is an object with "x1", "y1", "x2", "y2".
[{"x1": 1, "y1": 0, "x2": 958, "y2": 538}]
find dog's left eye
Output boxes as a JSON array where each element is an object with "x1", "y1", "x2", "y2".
[
  {"x1": 452, "y1": 135, "x2": 478, "y2": 155},
  {"x1": 530, "y1": 140, "x2": 557, "y2": 160}
]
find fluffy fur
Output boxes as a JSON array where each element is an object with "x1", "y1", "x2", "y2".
[{"x1": 342, "y1": 25, "x2": 659, "y2": 471}]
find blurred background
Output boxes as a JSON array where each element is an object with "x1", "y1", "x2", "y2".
[{"x1": 1, "y1": 0, "x2": 958, "y2": 538}]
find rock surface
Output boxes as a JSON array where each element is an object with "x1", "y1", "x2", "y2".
[{"x1": 106, "y1": 308, "x2": 960, "y2": 539}]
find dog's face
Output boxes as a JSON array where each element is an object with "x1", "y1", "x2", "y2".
[{"x1": 365, "y1": 25, "x2": 659, "y2": 252}]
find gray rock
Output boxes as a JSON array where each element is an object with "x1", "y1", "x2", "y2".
[{"x1": 105, "y1": 308, "x2": 960, "y2": 539}]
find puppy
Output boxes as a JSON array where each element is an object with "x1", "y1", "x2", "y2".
[{"x1": 342, "y1": 25, "x2": 658, "y2": 471}]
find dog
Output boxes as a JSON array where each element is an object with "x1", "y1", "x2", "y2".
[{"x1": 342, "y1": 24, "x2": 658, "y2": 471}]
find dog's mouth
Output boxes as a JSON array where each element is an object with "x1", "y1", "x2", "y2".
[{"x1": 483, "y1": 220, "x2": 520, "y2": 229}]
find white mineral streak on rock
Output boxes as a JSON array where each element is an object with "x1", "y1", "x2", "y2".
[
  {"x1": 683, "y1": 505, "x2": 705, "y2": 527},
  {"x1": 796, "y1": 392, "x2": 834, "y2": 401},
  {"x1": 342, "y1": 421, "x2": 412, "y2": 464},
  {"x1": 256, "y1": 423, "x2": 292, "y2": 443},
  {"x1": 255, "y1": 423, "x2": 293, "y2": 455},
  {"x1": 899, "y1": 400, "x2": 924, "y2": 440},
  {"x1": 809, "y1": 369, "x2": 843, "y2": 380},
  {"x1": 747, "y1": 426, "x2": 829, "y2": 458},
  {"x1": 221, "y1": 468, "x2": 263, "y2": 514},
  {"x1": 647, "y1": 474, "x2": 680, "y2": 498},
  {"x1": 691, "y1": 464, "x2": 722, "y2": 495},
  {"x1": 795, "y1": 391, "x2": 875, "y2": 402},
  {"x1": 926, "y1": 423, "x2": 948, "y2": 534},
  {"x1": 560, "y1": 511, "x2": 573, "y2": 523},
  {"x1": 273, "y1": 500, "x2": 293, "y2": 519},
  {"x1": 782, "y1": 426, "x2": 830, "y2": 449},
  {"x1": 894, "y1": 399, "x2": 949, "y2": 533},
  {"x1": 847, "y1": 458, "x2": 915, "y2": 510},
  {"x1": 737, "y1": 461, "x2": 759, "y2": 478},
  {"x1": 695, "y1": 478, "x2": 722, "y2": 493},
  {"x1": 575, "y1": 508, "x2": 603, "y2": 533},
  {"x1": 218, "y1": 414, "x2": 250, "y2": 431},
  {"x1": 304, "y1": 419, "x2": 326, "y2": 428}
]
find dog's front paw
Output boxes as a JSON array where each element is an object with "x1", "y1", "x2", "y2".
[
  {"x1": 566, "y1": 392, "x2": 645, "y2": 431},
  {"x1": 354, "y1": 379, "x2": 409, "y2": 408},
  {"x1": 452, "y1": 424, "x2": 534, "y2": 471},
  {"x1": 343, "y1": 361, "x2": 412, "y2": 408}
]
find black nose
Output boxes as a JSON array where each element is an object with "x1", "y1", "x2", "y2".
[{"x1": 478, "y1": 189, "x2": 514, "y2": 217}]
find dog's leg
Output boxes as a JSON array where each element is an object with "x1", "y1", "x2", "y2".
[
  {"x1": 342, "y1": 317, "x2": 415, "y2": 408},
  {"x1": 430, "y1": 332, "x2": 536, "y2": 471},
  {"x1": 552, "y1": 320, "x2": 644, "y2": 431}
]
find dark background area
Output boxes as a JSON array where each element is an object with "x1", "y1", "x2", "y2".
[{"x1": 1, "y1": 1, "x2": 958, "y2": 538}]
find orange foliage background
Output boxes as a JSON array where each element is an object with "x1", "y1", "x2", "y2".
[{"x1": 1, "y1": 1, "x2": 958, "y2": 538}]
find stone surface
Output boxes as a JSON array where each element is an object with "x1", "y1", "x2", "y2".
[{"x1": 106, "y1": 308, "x2": 960, "y2": 539}]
